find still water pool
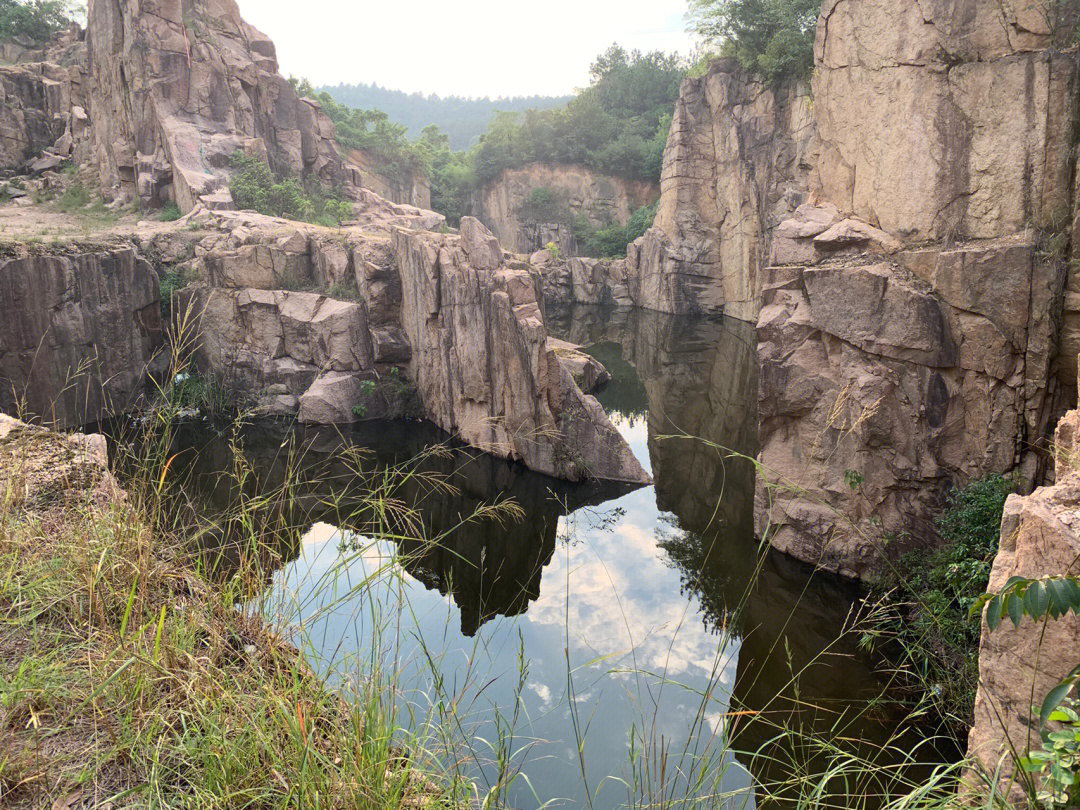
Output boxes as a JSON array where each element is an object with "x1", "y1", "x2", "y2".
[{"x1": 168, "y1": 304, "x2": 915, "y2": 808}]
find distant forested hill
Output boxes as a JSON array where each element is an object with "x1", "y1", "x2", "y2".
[{"x1": 316, "y1": 83, "x2": 571, "y2": 150}]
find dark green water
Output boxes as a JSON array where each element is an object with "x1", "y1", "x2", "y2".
[{"x1": 157, "y1": 304, "x2": 931, "y2": 809}]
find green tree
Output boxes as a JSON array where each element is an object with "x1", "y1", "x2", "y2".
[
  {"x1": 687, "y1": 0, "x2": 820, "y2": 83},
  {"x1": 0, "y1": 0, "x2": 78, "y2": 42}
]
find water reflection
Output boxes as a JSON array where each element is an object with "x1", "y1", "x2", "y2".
[{"x1": 161, "y1": 303, "x2": 915, "y2": 808}]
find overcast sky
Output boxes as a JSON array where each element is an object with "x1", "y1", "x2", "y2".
[{"x1": 238, "y1": 1, "x2": 698, "y2": 98}]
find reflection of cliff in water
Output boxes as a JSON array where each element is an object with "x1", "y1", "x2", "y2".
[
  {"x1": 548, "y1": 304, "x2": 916, "y2": 801},
  {"x1": 165, "y1": 418, "x2": 635, "y2": 636}
]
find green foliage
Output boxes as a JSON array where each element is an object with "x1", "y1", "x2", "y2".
[
  {"x1": 292, "y1": 78, "x2": 428, "y2": 187},
  {"x1": 159, "y1": 201, "x2": 182, "y2": 222},
  {"x1": 517, "y1": 186, "x2": 568, "y2": 224},
  {"x1": 416, "y1": 124, "x2": 475, "y2": 227},
  {"x1": 473, "y1": 45, "x2": 684, "y2": 185},
  {"x1": 1021, "y1": 696, "x2": 1080, "y2": 808},
  {"x1": 0, "y1": 0, "x2": 77, "y2": 43},
  {"x1": 168, "y1": 371, "x2": 231, "y2": 416},
  {"x1": 159, "y1": 268, "x2": 188, "y2": 318},
  {"x1": 688, "y1": 0, "x2": 820, "y2": 83},
  {"x1": 55, "y1": 182, "x2": 90, "y2": 212},
  {"x1": 843, "y1": 469, "x2": 865, "y2": 490},
  {"x1": 864, "y1": 473, "x2": 1017, "y2": 724},
  {"x1": 570, "y1": 201, "x2": 658, "y2": 259},
  {"x1": 317, "y1": 82, "x2": 571, "y2": 150},
  {"x1": 229, "y1": 153, "x2": 351, "y2": 226}
]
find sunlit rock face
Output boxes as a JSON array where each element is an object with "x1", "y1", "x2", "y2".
[
  {"x1": 394, "y1": 218, "x2": 650, "y2": 484},
  {"x1": 812, "y1": 0, "x2": 1078, "y2": 242},
  {"x1": 628, "y1": 59, "x2": 816, "y2": 320},
  {"x1": 967, "y1": 404, "x2": 1080, "y2": 801},
  {"x1": 85, "y1": 0, "x2": 357, "y2": 211},
  {"x1": 0, "y1": 245, "x2": 164, "y2": 426},
  {"x1": 750, "y1": 0, "x2": 1080, "y2": 577}
]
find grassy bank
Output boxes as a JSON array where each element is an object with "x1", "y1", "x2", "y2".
[{"x1": 0, "y1": 414, "x2": 453, "y2": 809}]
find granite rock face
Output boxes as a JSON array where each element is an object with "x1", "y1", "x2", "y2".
[
  {"x1": 181, "y1": 210, "x2": 644, "y2": 483},
  {"x1": 85, "y1": 0, "x2": 358, "y2": 211},
  {"x1": 393, "y1": 218, "x2": 649, "y2": 484},
  {"x1": 755, "y1": 237, "x2": 1066, "y2": 577},
  {"x1": 0, "y1": 245, "x2": 164, "y2": 426},
  {"x1": 812, "y1": 0, "x2": 1079, "y2": 241},
  {"x1": 628, "y1": 59, "x2": 816, "y2": 319},
  {"x1": 479, "y1": 163, "x2": 657, "y2": 256},
  {"x1": 967, "y1": 406, "x2": 1080, "y2": 800}
]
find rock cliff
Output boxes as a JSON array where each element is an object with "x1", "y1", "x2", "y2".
[
  {"x1": 741, "y1": 0, "x2": 1080, "y2": 575},
  {"x1": 85, "y1": 0, "x2": 358, "y2": 211},
  {"x1": 348, "y1": 147, "x2": 431, "y2": 210},
  {"x1": 479, "y1": 163, "x2": 658, "y2": 256},
  {"x1": 0, "y1": 243, "x2": 164, "y2": 426},
  {"x1": 629, "y1": 60, "x2": 816, "y2": 319},
  {"x1": 967, "y1": 400, "x2": 1080, "y2": 799},
  {"x1": 393, "y1": 218, "x2": 649, "y2": 483}
]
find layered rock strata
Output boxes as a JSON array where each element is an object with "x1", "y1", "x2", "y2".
[{"x1": 0, "y1": 244, "x2": 164, "y2": 426}]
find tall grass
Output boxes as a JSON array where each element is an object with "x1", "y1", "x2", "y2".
[{"x1": 0, "y1": 302, "x2": 1038, "y2": 810}]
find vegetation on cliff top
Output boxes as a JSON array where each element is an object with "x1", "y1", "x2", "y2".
[
  {"x1": 229, "y1": 152, "x2": 353, "y2": 226},
  {"x1": 317, "y1": 82, "x2": 571, "y2": 151},
  {"x1": 294, "y1": 44, "x2": 682, "y2": 229},
  {"x1": 688, "y1": 0, "x2": 820, "y2": 83},
  {"x1": 0, "y1": 0, "x2": 78, "y2": 43}
]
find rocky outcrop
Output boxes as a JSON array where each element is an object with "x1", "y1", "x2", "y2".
[
  {"x1": 0, "y1": 244, "x2": 164, "y2": 427},
  {"x1": 0, "y1": 38, "x2": 90, "y2": 172},
  {"x1": 756, "y1": 235, "x2": 1067, "y2": 577},
  {"x1": 393, "y1": 218, "x2": 648, "y2": 484},
  {"x1": 179, "y1": 208, "x2": 646, "y2": 483},
  {"x1": 85, "y1": 0, "x2": 359, "y2": 211},
  {"x1": 480, "y1": 163, "x2": 657, "y2": 255},
  {"x1": 743, "y1": 0, "x2": 1080, "y2": 575},
  {"x1": 812, "y1": 0, "x2": 1078, "y2": 242},
  {"x1": 967, "y1": 403, "x2": 1080, "y2": 799},
  {"x1": 348, "y1": 148, "x2": 431, "y2": 210},
  {"x1": 628, "y1": 59, "x2": 816, "y2": 319}
]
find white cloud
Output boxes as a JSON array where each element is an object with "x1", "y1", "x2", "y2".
[{"x1": 237, "y1": 0, "x2": 698, "y2": 97}]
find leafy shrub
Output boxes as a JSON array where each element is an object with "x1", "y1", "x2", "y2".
[
  {"x1": 571, "y1": 201, "x2": 657, "y2": 259},
  {"x1": 688, "y1": 0, "x2": 820, "y2": 83},
  {"x1": 159, "y1": 268, "x2": 188, "y2": 318},
  {"x1": 0, "y1": 0, "x2": 76, "y2": 43},
  {"x1": 159, "y1": 201, "x2": 182, "y2": 222},
  {"x1": 517, "y1": 187, "x2": 568, "y2": 224},
  {"x1": 229, "y1": 153, "x2": 351, "y2": 226},
  {"x1": 55, "y1": 182, "x2": 90, "y2": 212},
  {"x1": 863, "y1": 473, "x2": 1018, "y2": 726},
  {"x1": 1022, "y1": 696, "x2": 1080, "y2": 808}
]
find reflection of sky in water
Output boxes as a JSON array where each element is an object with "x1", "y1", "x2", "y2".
[{"x1": 266, "y1": 410, "x2": 755, "y2": 809}]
